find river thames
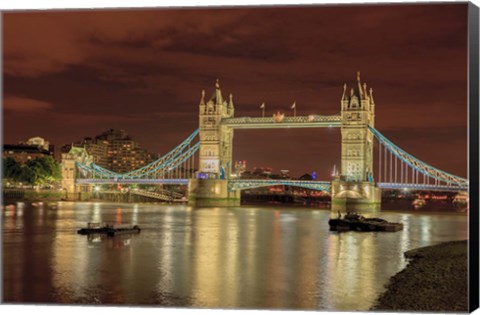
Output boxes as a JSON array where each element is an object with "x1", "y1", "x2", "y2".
[{"x1": 2, "y1": 202, "x2": 468, "y2": 311}]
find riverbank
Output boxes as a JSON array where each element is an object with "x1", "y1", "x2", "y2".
[
  {"x1": 371, "y1": 240, "x2": 468, "y2": 312},
  {"x1": 3, "y1": 189, "x2": 66, "y2": 202}
]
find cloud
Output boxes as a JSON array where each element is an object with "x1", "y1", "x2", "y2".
[{"x1": 3, "y1": 95, "x2": 53, "y2": 112}]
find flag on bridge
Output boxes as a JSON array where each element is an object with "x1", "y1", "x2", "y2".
[
  {"x1": 260, "y1": 103, "x2": 265, "y2": 109},
  {"x1": 291, "y1": 102, "x2": 296, "y2": 109}
]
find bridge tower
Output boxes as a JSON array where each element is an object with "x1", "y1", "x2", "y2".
[
  {"x1": 332, "y1": 72, "x2": 381, "y2": 210},
  {"x1": 61, "y1": 146, "x2": 94, "y2": 200},
  {"x1": 189, "y1": 79, "x2": 240, "y2": 206},
  {"x1": 198, "y1": 79, "x2": 234, "y2": 179}
]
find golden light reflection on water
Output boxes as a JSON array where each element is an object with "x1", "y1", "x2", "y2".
[{"x1": 2, "y1": 202, "x2": 469, "y2": 309}]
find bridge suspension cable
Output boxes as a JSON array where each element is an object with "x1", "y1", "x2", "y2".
[
  {"x1": 76, "y1": 129, "x2": 200, "y2": 180},
  {"x1": 370, "y1": 126, "x2": 467, "y2": 189}
]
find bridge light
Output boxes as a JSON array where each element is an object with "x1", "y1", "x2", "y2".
[
  {"x1": 94, "y1": 186, "x2": 100, "y2": 192},
  {"x1": 403, "y1": 188, "x2": 409, "y2": 192}
]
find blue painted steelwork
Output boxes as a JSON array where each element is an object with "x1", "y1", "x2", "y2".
[
  {"x1": 222, "y1": 115, "x2": 342, "y2": 129},
  {"x1": 228, "y1": 179, "x2": 331, "y2": 193},
  {"x1": 76, "y1": 178, "x2": 189, "y2": 185},
  {"x1": 369, "y1": 126, "x2": 468, "y2": 187},
  {"x1": 75, "y1": 129, "x2": 199, "y2": 179},
  {"x1": 378, "y1": 182, "x2": 467, "y2": 192}
]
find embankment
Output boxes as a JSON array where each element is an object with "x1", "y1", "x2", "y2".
[{"x1": 371, "y1": 240, "x2": 468, "y2": 312}]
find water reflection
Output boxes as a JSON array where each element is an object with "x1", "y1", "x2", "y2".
[{"x1": 2, "y1": 202, "x2": 468, "y2": 310}]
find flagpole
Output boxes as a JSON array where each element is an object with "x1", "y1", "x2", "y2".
[{"x1": 262, "y1": 107, "x2": 265, "y2": 117}]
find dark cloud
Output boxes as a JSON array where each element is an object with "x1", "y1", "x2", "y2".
[{"x1": 3, "y1": 3, "x2": 468, "y2": 177}]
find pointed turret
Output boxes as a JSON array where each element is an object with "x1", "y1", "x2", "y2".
[
  {"x1": 213, "y1": 78, "x2": 223, "y2": 105},
  {"x1": 228, "y1": 93, "x2": 234, "y2": 107},
  {"x1": 228, "y1": 93, "x2": 235, "y2": 117},
  {"x1": 341, "y1": 83, "x2": 347, "y2": 101},
  {"x1": 200, "y1": 89, "x2": 205, "y2": 105},
  {"x1": 357, "y1": 71, "x2": 365, "y2": 100}
]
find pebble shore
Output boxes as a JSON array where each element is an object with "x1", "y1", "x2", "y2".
[{"x1": 371, "y1": 240, "x2": 468, "y2": 312}]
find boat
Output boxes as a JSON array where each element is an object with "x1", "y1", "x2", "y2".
[
  {"x1": 48, "y1": 202, "x2": 58, "y2": 209},
  {"x1": 412, "y1": 198, "x2": 426, "y2": 208},
  {"x1": 328, "y1": 211, "x2": 403, "y2": 232},
  {"x1": 453, "y1": 192, "x2": 468, "y2": 207},
  {"x1": 77, "y1": 222, "x2": 141, "y2": 237}
]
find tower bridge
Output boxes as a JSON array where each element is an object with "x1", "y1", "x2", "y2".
[{"x1": 65, "y1": 73, "x2": 468, "y2": 209}]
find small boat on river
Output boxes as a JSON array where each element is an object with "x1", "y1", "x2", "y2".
[
  {"x1": 412, "y1": 198, "x2": 426, "y2": 208},
  {"x1": 453, "y1": 192, "x2": 468, "y2": 207},
  {"x1": 77, "y1": 222, "x2": 141, "y2": 237},
  {"x1": 328, "y1": 212, "x2": 403, "y2": 232}
]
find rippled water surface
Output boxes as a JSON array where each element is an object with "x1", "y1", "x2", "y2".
[{"x1": 2, "y1": 202, "x2": 468, "y2": 310}]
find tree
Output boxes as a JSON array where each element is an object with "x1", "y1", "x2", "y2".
[
  {"x1": 3, "y1": 157, "x2": 22, "y2": 181},
  {"x1": 3, "y1": 156, "x2": 61, "y2": 186}
]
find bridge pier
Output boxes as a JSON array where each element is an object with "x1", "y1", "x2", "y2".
[
  {"x1": 331, "y1": 179, "x2": 381, "y2": 212},
  {"x1": 188, "y1": 179, "x2": 240, "y2": 206}
]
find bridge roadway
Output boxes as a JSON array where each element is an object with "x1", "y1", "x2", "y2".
[
  {"x1": 76, "y1": 178, "x2": 467, "y2": 193},
  {"x1": 221, "y1": 115, "x2": 342, "y2": 129},
  {"x1": 377, "y1": 182, "x2": 468, "y2": 192}
]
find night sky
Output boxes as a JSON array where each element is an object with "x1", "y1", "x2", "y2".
[{"x1": 3, "y1": 3, "x2": 468, "y2": 178}]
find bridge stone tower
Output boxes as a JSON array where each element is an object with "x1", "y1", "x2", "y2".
[
  {"x1": 198, "y1": 79, "x2": 234, "y2": 179},
  {"x1": 61, "y1": 146, "x2": 94, "y2": 200},
  {"x1": 189, "y1": 79, "x2": 240, "y2": 206},
  {"x1": 332, "y1": 72, "x2": 381, "y2": 210}
]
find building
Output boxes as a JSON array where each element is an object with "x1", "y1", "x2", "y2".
[
  {"x1": 25, "y1": 136, "x2": 50, "y2": 151},
  {"x1": 3, "y1": 144, "x2": 51, "y2": 164},
  {"x1": 72, "y1": 128, "x2": 153, "y2": 174},
  {"x1": 234, "y1": 160, "x2": 247, "y2": 177}
]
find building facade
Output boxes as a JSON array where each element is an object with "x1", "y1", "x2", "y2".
[
  {"x1": 73, "y1": 129, "x2": 153, "y2": 174},
  {"x1": 3, "y1": 144, "x2": 51, "y2": 163}
]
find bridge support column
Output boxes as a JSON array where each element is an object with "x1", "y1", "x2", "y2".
[
  {"x1": 188, "y1": 179, "x2": 240, "y2": 206},
  {"x1": 331, "y1": 179, "x2": 381, "y2": 212}
]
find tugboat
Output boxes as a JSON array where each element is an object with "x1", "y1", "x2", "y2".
[
  {"x1": 412, "y1": 197, "x2": 426, "y2": 208},
  {"x1": 453, "y1": 192, "x2": 468, "y2": 207},
  {"x1": 328, "y1": 211, "x2": 403, "y2": 232},
  {"x1": 77, "y1": 222, "x2": 141, "y2": 237}
]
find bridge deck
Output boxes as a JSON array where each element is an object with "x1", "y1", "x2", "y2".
[
  {"x1": 76, "y1": 179, "x2": 467, "y2": 193},
  {"x1": 222, "y1": 115, "x2": 342, "y2": 129}
]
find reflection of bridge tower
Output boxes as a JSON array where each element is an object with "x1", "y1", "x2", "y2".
[
  {"x1": 198, "y1": 79, "x2": 234, "y2": 179},
  {"x1": 332, "y1": 72, "x2": 381, "y2": 209}
]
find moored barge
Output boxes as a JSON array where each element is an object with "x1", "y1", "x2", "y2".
[
  {"x1": 329, "y1": 212, "x2": 403, "y2": 232},
  {"x1": 77, "y1": 222, "x2": 141, "y2": 237}
]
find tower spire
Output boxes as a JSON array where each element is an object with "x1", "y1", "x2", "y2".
[
  {"x1": 341, "y1": 83, "x2": 347, "y2": 101},
  {"x1": 214, "y1": 78, "x2": 223, "y2": 105},
  {"x1": 357, "y1": 71, "x2": 364, "y2": 99},
  {"x1": 200, "y1": 89, "x2": 205, "y2": 105}
]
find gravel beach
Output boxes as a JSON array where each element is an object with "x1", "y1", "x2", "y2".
[{"x1": 371, "y1": 240, "x2": 468, "y2": 312}]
